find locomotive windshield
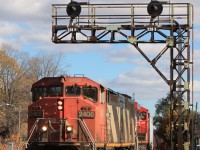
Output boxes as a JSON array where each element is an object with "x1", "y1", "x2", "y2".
[
  {"x1": 49, "y1": 86, "x2": 62, "y2": 96},
  {"x1": 141, "y1": 112, "x2": 147, "y2": 120},
  {"x1": 83, "y1": 86, "x2": 98, "y2": 102},
  {"x1": 66, "y1": 85, "x2": 81, "y2": 96},
  {"x1": 32, "y1": 86, "x2": 63, "y2": 102},
  {"x1": 65, "y1": 85, "x2": 97, "y2": 102}
]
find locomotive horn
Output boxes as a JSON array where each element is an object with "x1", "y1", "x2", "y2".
[
  {"x1": 147, "y1": 1, "x2": 163, "y2": 18},
  {"x1": 66, "y1": 1, "x2": 81, "y2": 19}
]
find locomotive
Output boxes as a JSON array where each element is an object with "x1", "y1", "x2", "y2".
[
  {"x1": 134, "y1": 102, "x2": 150, "y2": 149},
  {"x1": 26, "y1": 76, "x2": 150, "y2": 150}
]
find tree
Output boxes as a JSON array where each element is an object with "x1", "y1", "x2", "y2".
[
  {"x1": 0, "y1": 45, "x2": 68, "y2": 135},
  {"x1": 153, "y1": 94, "x2": 171, "y2": 146},
  {"x1": 153, "y1": 94, "x2": 200, "y2": 149},
  {"x1": 0, "y1": 45, "x2": 31, "y2": 135},
  {"x1": 28, "y1": 51, "x2": 67, "y2": 80}
]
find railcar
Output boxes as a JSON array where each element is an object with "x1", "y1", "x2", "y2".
[{"x1": 26, "y1": 76, "x2": 149, "y2": 150}]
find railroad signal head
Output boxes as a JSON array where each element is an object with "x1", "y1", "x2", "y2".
[
  {"x1": 66, "y1": 1, "x2": 81, "y2": 19},
  {"x1": 147, "y1": 1, "x2": 163, "y2": 18}
]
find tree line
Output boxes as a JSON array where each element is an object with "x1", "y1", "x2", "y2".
[{"x1": 0, "y1": 44, "x2": 67, "y2": 149}]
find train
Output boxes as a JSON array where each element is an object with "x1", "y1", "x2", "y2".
[{"x1": 26, "y1": 76, "x2": 150, "y2": 150}]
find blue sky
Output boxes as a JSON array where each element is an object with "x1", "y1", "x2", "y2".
[{"x1": 0, "y1": 0, "x2": 199, "y2": 116}]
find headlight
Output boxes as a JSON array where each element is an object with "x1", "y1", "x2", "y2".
[
  {"x1": 41, "y1": 126, "x2": 48, "y2": 132},
  {"x1": 66, "y1": 126, "x2": 73, "y2": 132},
  {"x1": 57, "y1": 100, "x2": 63, "y2": 105},
  {"x1": 57, "y1": 100, "x2": 64, "y2": 111},
  {"x1": 58, "y1": 105, "x2": 63, "y2": 110}
]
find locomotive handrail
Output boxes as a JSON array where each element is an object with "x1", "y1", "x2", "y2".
[
  {"x1": 70, "y1": 118, "x2": 96, "y2": 150},
  {"x1": 27, "y1": 118, "x2": 59, "y2": 143},
  {"x1": 26, "y1": 119, "x2": 39, "y2": 147},
  {"x1": 81, "y1": 119, "x2": 96, "y2": 148}
]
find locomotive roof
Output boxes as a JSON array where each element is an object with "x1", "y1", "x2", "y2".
[
  {"x1": 32, "y1": 76, "x2": 103, "y2": 87},
  {"x1": 32, "y1": 76, "x2": 131, "y2": 98}
]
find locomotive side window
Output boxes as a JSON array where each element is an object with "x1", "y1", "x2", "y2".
[
  {"x1": 136, "y1": 110, "x2": 140, "y2": 121},
  {"x1": 66, "y1": 85, "x2": 81, "y2": 96},
  {"x1": 100, "y1": 90, "x2": 105, "y2": 103},
  {"x1": 100, "y1": 85, "x2": 105, "y2": 103},
  {"x1": 83, "y1": 86, "x2": 98, "y2": 102},
  {"x1": 141, "y1": 112, "x2": 147, "y2": 120}
]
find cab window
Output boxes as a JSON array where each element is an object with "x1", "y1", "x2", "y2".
[
  {"x1": 49, "y1": 86, "x2": 62, "y2": 96},
  {"x1": 33, "y1": 87, "x2": 48, "y2": 102},
  {"x1": 141, "y1": 112, "x2": 147, "y2": 120},
  {"x1": 83, "y1": 86, "x2": 98, "y2": 102},
  {"x1": 66, "y1": 85, "x2": 81, "y2": 96},
  {"x1": 32, "y1": 86, "x2": 62, "y2": 102}
]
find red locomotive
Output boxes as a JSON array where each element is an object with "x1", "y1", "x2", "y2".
[
  {"x1": 26, "y1": 76, "x2": 150, "y2": 150},
  {"x1": 134, "y1": 102, "x2": 150, "y2": 149}
]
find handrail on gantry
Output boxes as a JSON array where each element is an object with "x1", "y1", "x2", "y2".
[{"x1": 51, "y1": 2, "x2": 192, "y2": 44}]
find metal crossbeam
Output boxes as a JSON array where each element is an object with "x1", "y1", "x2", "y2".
[{"x1": 51, "y1": 2, "x2": 193, "y2": 150}]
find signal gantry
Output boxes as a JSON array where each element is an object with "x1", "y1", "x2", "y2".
[{"x1": 51, "y1": 1, "x2": 194, "y2": 149}]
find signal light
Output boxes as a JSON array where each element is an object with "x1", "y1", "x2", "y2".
[
  {"x1": 57, "y1": 99, "x2": 64, "y2": 111},
  {"x1": 147, "y1": 1, "x2": 163, "y2": 18},
  {"x1": 66, "y1": 1, "x2": 81, "y2": 19}
]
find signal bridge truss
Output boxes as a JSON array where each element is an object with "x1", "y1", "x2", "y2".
[{"x1": 51, "y1": 1, "x2": 194, "y2": 150}]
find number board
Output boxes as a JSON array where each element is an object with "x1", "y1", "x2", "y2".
[
  {"x1": 78, "y1": 111, "x2": 95, "y2": 119},
  {"x1": 28, "y1": 110, "x2": 44, "y2": 118}
]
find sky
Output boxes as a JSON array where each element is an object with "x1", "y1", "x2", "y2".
[{"x1": 0, "y1": 0, "x2": 199, "y2": 116}]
